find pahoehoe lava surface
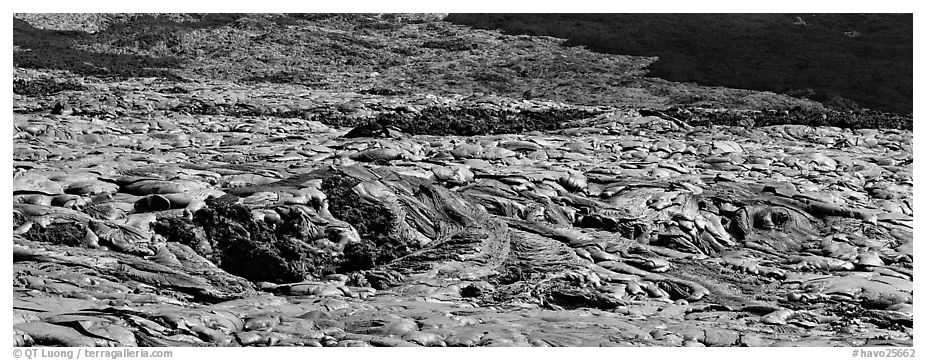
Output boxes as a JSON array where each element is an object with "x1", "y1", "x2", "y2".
[{"x1": 13, "y1": 13, "x2": 912, "y2": 347}]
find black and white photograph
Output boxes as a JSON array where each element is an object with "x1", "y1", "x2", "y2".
[{"x1": 10, "y1": 6, "x2": 915, "y2": 354}]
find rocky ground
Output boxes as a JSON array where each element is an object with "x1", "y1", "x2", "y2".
[{"x1": 12, "y1": 14, "x2": 913, "y2": 347}]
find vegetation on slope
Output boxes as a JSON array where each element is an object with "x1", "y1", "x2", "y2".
[{"x1": 447, "y1": 14, "x2": 913, "y2": 115}]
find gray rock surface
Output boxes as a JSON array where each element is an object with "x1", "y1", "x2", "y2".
[{"x1": 12, "y1": 15, "x2": 912, "y2": 347}]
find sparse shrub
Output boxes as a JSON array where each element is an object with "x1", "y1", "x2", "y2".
[{"x1": 421, "y1": 38, "x2": 479, "y2": 51}]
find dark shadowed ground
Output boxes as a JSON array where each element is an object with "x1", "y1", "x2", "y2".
[
  {"x1": 13, "y1": 18, "x2": 182, "y2": 79},
  {"x1": 446, "y1": 14, "x2": 913, "y2": 115}
]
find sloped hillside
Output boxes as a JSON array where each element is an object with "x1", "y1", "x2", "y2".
[{"x1": 448, "y1": 13, "x2": 913, "y2": 115}]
